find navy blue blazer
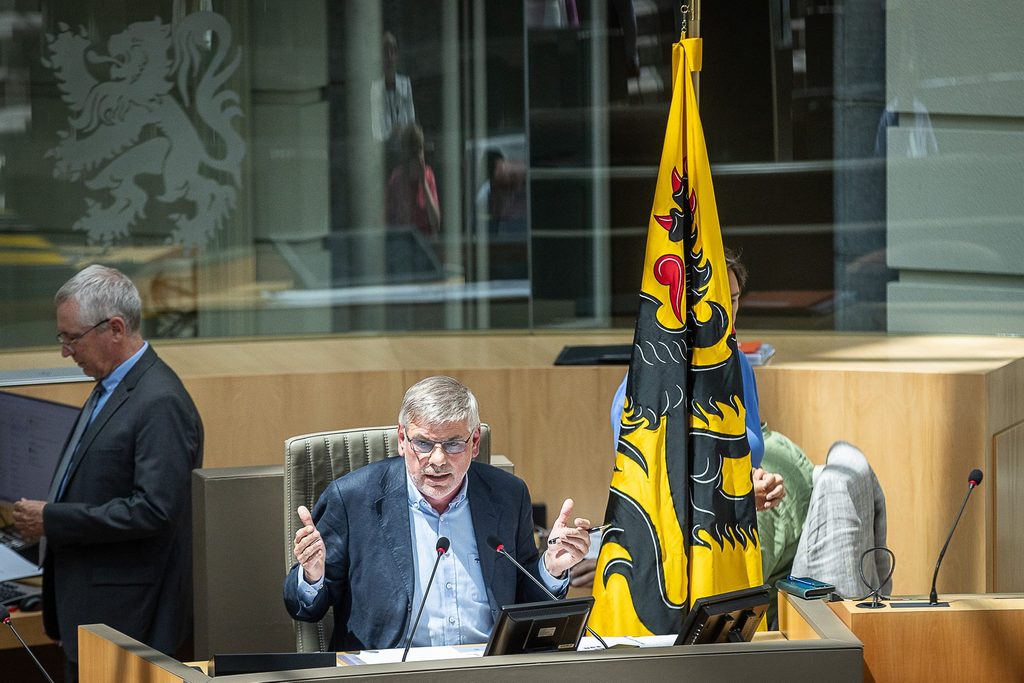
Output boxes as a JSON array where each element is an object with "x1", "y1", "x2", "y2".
[{"x1": 283, "y1": 457, "x2": 557, "y2": 651}]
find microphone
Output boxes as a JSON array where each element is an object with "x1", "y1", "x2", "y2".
[
  {"x1": 929, "y1": 469, "x2": 983, "y2": 605},
  {"x1": 485, "y1": 535, "x2": 609, "y2": 649},
  {"x1": 1, "y1": 604, "x2": 56, "y2": 683},
  {"x1": 401, "y1": 536, "x2": 450, "y2": 662}
]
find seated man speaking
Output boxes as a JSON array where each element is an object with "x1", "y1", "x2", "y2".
[{"x1": 283, "y1": 375, "x2": 591, "y2": 650}]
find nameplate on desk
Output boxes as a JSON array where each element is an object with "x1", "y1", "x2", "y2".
[{"x1": 210, "y1": 651, "x2": 337, "y2": 676}]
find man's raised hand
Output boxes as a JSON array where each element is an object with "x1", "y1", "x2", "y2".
[{"x1": 293, "y1": 505, "x2": 326, "y2": 583}]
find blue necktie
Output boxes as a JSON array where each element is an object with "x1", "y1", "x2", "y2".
[{"x1": 49, "y1": 383, "x2": 104, "y2": 502}]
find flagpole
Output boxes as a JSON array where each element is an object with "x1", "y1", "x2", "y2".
[{"x1": 682, "y1": 2, "x2": 701, "y2": 101}]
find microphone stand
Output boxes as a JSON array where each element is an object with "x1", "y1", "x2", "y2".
[
  {"x1": 492, "y1": 544, "x2": 610, "y2": 650},
  {"x1": 892, "y1": 471, "x2": 983, "y2": 609},
  {"x1": 402, "y1": 538, "x2": 450, "y2": 662},
  {"x1": 1, "y1": 606, "x2": 56, "y2": 683},
  {"x1": 929, "y1": 480, "x2": 979, "y2": 606}
]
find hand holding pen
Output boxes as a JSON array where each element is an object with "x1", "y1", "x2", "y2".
[
  {"x1": 547, "y1": 523, "x2": 611, "y2": 544},
  {"x1": 542, "y1": 498, "x2": 592, "y2": 577}
]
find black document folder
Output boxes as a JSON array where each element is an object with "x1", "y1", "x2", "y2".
[{"x1": 553, "y1": 344, "x2": 631, "y2": 366}]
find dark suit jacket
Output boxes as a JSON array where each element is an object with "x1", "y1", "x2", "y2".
[
  {"x1": 282, "y1": 457, "x2": 558, "y2": 651},
  {"x1": 42, "y1": 346, "x2": 203, "y2": 662}
]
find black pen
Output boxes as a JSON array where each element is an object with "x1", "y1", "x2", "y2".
[{"x1": 547, "y1": 524, "x2": 612, "y2": 545}]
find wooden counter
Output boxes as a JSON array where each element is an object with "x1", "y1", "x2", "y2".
[{"x1": 830, "y1": 594, "x2": 1024, "y2": 682}]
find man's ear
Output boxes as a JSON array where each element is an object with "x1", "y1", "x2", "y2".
[
  {"x1": 107, "y1": 316, "x2": 127, "y2": 339},
  {"x1": 471, "y1": 426, "x2": 481, "y2": 459},
  {"x1": 396, "y1": 424, "x2": 408, "y2": 455}
]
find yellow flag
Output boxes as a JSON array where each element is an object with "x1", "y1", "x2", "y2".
[{"x1": 589, "y1": 38, "x2": 763, "y2": 636}]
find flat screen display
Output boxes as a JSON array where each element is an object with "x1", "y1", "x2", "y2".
[{"x1": 0, "y1": 391, "x2": 78, "y2": 502}]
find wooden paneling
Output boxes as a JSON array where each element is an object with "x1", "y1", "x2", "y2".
[
  {"x1": 5, "y1": 332, "x2": 1024, "y2": 595},
  {"x1": 757, "y1": 367, "x2": 991, "y2": 594},
  {"x1": 993, "y1": 421, "x2": 1024, "y2": 592}
]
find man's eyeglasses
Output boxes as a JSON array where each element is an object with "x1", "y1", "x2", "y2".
[
  {"x1": 408, "y1": 434, "x2": 472, "y2": 455},
  {"x1": 57, "y1": 318, "x2": 110, "y2": 349}
]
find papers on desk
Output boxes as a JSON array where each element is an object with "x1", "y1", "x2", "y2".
[
  {"x1": 577, "y1": 635, "x2": 677, "y2": 650},
  {"x1": 0, "y1": 544, "x2": 41, "y2": 581},
  {"x1": 340, "y1": 644, "x2": 485, "y2": 665},
  {"x1": 342, "y1": 635, "x2": 680, "y2": 665}
]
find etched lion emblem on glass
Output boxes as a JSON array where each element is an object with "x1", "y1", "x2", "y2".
[{"x1": 43, "y1": 12, "x2": 245, "y2": 248}]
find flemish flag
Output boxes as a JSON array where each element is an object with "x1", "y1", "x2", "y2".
[{"x1": 589, "y1": 38, "x2": 762, "y2": 636}]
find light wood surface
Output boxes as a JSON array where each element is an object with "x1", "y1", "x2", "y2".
[
  {"x1": 777, "y1": 592, "x2": 824, "y2": 642},
  {"x1": 993, "y1": 420, "x2": 1024, "y2": 592},
  {"x1": 4, "y1": 331, "x2": 1024, "y2": 595},
  {"x1": 0, "y1": 609, "x2": 48, "y2": 649},
  {"x1": 752, "y1": 333, "x2": 1024, "y2": 595},
  {"x1": 79, "y1": 625, "x2": 202, "y2": 683},
  {"x1": 830, "y1": 594, "x2": 1024, "y2": 682}
]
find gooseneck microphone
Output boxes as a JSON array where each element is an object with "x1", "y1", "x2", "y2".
[
  {"x1": 485, "y1": 535, "x2": 609, "y2": 649},
  {"x1": 1, "y1": 604, "x2": 56, "y2": 683},
  {"x1": 401, "y1": 536, "x2": 450, "y2": 662},
  {"x1": 929, "y1": 469, "x2": 983, "y2": 606}
]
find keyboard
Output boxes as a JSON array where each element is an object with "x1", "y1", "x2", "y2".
[
  {"x1": 0, "y1": 525, "x2": 28, "y2": 552},
  {"x1": 0, "y1": 580, "x2": 40, "y2": 606},
  {"x1": 0, "y1": 524, "x2": 40, "y2": 563}
]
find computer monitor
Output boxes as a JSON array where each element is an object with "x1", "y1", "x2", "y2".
[
  {"x1": 674, "y1": 584, "x2": 771, "y2": 645},
  {"x1": 484, "y1": 596, "x2": 595, "y2": 656},
  {"x1": 0, "y1": 391, "x2": 78, "y2": 502}
]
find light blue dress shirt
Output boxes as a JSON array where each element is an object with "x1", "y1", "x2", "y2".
[
  {"x1": 94, "y1": 341, "x2": 149, "y2": 417},
  {"x1": 404, "y1": 472, "x2": 491, "y2": 646}
]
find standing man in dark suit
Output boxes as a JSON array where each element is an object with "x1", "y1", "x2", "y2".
[
  {"x1": 283, "y1": 375, "x2": 592, "y2": 651},
  {"x1": 13, "y1": 264, "x2": 203, "y2": 681}
]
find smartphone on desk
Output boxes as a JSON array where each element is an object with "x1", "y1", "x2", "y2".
[{"x1": 777, "y1": 576, "x2": 835, "y2": 599}]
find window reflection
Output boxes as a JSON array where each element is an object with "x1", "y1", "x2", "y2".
[{"x1": 0, "y1": 0, "x2": 1021, "y2": 350}]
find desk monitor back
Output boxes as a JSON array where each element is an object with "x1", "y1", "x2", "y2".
[
  {"x1": 675, "y1": 584, "x2": 771, "y2": 645},
  {"x1": 484, "y1": 596, "x2": 594, "y2": 656}
]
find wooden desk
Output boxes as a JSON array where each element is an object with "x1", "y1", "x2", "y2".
[
  {"x1": 4, "y1": 331, "x2": 1024, "y2": 595},
  {"x1": 830, "y1": 594, "x2": 1024, "y2": 682}
]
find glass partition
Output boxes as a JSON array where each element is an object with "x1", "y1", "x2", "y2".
[{"x1": 0, "y1": 0, "x2": 1021, "y2": 350}]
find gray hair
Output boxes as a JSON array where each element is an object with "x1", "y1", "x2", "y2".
[
  {"x1": 55, "y1": 264, "x2": 142, "y2": 334},
  {"x1": 399, "y1": 376, "x2": 480, "y2": 430}
]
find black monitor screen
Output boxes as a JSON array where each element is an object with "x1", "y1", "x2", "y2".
[
  {"x1": 674, "y1": 584, "x2": 771, "y2": 645},
  {"x1": 0, "y1": 391, "x2": 78, "y2": 502},
  {"x1": 484, "y1": 596, "x2": 595, "y2": 656}
]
